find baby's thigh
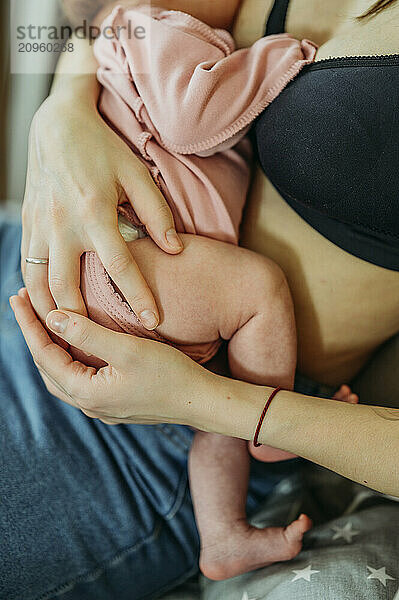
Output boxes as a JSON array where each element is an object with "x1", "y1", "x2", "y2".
[{"x1": 127, "y1": 234, "x2": 277, "y2": 345}]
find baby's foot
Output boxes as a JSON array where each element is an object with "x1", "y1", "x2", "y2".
[
  {"x1": 199, "y1": 513, "x2": 312, "y2": 581},
  {"x1": 333, "y1": 384, "x2": 359, "y2": 404}
]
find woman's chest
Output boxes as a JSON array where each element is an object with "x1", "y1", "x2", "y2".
[
  {"x1": 233, "y1": 0, "x2": 350, "y2": 48},
  {"x1": 234, "y1": 0, "x2": 399, "y2": 54},
  {"x1": 236, "y1": 0, "x2": 399, "y2": 384}
]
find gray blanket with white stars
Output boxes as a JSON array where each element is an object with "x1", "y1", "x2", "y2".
[{"x1": 161, "y1": 463, "x2": 399, "y2": 600}]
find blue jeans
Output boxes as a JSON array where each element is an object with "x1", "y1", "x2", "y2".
[{"x1": 0, "y1": 218, "x2": 329, "y2": 600}]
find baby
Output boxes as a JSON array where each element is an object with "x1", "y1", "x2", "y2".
[{"x1": 72, "y1": 5, "x2": 358, "y2": 580}]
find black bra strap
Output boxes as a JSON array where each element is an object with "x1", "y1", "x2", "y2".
[{"x1": 265, "y1": 0, "x2": 290, "y2": 36}]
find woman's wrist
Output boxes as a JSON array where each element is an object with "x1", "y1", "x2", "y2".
[
  {"x1": 51, "y1": 74, "x2": 99, "y2": 108},
  {"x1": 41, "y1": 37, "x2": 101, "y2": 127},
  {"x1": 50, "y1": 35, "x2": 100, "y2": 109},
  {"x1": 186, "y1": 370, "x2": 273, "y2": 440},
  {"x1": 33, "y1": 86, "x2": 98, "y2": 141}
]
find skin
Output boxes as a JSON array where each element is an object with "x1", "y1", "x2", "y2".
[
  {"x1": 10, "y1": 292, "x2": 399, "y2": 498},
  {"x1": 23, "y1": 0, "x2": 399, "y2": 382},
  {"x1": 236, "y1": 0, "x2": 399, "y2": 385},
  {"x1": 125, "y1": 238, "x2": 298, "y2": 392},
  {"x1": 80, "y1": 232, "x2": 308, "y2": 579},
  {"x1": 22, "y1": 32, "x2": 184, "y2": 332},
  {"x1": 13, "y1": 0, "x2": 399, "y2": 500},
  {"x1": 21, "y1": 0, "x2": 239, "y2": 331}
]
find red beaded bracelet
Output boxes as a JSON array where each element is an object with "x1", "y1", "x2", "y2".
[{"x1": 253, "y1": 386, "x2": 282, "y2": 447}]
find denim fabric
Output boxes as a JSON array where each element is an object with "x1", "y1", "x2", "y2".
[{"x1": 0, "y1": 218, "x2": 314, "y2": 600}]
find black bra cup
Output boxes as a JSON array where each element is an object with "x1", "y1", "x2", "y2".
[{"x1": 255, "y1": 57, "x2": 399, "y2": 271}]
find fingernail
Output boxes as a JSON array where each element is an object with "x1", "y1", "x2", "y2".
[
  {"x1": 139, "y1": 310, "x2": 158, "y2": 330},
  {"x1": 47, "y1": 311, "x2": 69, "y2": 334},
  {"x1": 165, "y1": 228, "x2": 183, "y2": 250},
  {"x1": 9, "y1": 297, "x2": 16, "y2": 311}
]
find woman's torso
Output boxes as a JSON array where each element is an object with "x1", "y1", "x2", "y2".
[{"x1": 235, "y1": 0, "x2": 399, "y2": 386}]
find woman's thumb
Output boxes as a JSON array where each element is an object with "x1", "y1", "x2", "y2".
[{"x1": 46, "y1": 310, "x2": 135, "y2": 365}]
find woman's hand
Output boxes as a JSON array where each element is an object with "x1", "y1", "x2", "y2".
[
  {"x1": 22, "y1": 93, "x2": 183, "y2": 330},
  {"x1": 10, "y1": 288, "x2": 209, "y2": 426},
  {"x1": 9, "y1": 289, "x2": 399, "y2": 497}
]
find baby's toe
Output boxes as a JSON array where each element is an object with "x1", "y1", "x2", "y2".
[{"x1": 333, "y1": 384, "x2": 359, "y2": 403}]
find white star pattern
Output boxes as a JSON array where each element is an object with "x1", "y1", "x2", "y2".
[
  {"x1": 367, "y1": 566, "x2": 395, "y2": 587},
  {"x1": 291, "y1": 564, "x2": 320, "y2": 582},
  {"x1": 241, "y1": 592, "x2": 257, "y2": 600},
  {"x1": 331, "y1": 521, "x2": 360, "y2": 543}
]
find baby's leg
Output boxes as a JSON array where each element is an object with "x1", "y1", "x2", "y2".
[
  {"x1": 221, "y1": 244, "x2": 298, "y2": 462},
  {"x1": 122, "y1": 234, "x2": 295, "y2": 357},
  {"x1": 127, "y1": 235, "x2": 309, "y2": 579},
  {"x1": 83, "y1": 234, "x2": 308, "y2": 580},
  {"x1": 127, "y1": 233, "x2": 298, "y2": 466},
  {"x1": 189, "y1": 431, "x2": 312, "y2": 581}
]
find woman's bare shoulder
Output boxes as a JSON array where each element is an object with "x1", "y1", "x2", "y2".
[
  {"x1": 235, "y1": 0, "x2": 399, "y2": 56},
  {"x1": 232, "y1": 0, "x2": 338, "y2": 48},
  {"x1": 233, "y1": 0, "x2": 272, "y2": 47}
]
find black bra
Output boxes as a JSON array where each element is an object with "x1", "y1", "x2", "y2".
[{"x1": 255, "y1": 0, "x2": 399, "y2": 271}]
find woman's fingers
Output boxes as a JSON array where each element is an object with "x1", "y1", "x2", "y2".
[
  {"x1": 49, "y1": 240, "x2": 88, "y2": 315},
  {"x1": 88, "y1": 223, "x2": 160, "y2": 330},
  {"x1": 23, "y1": 235, "x2": 55, "y2": 322},
  {"x1": 45, "y1": 308, "x2": 137, "y2": 366},
  {"x1": 9, "y1": 291, "x2": 94, "y2": 405},
  {"x1": 118, "y1": 160, "x2": 183, "y2": 255},
  {"x1": 20, "y1": 203, "x2": 30, "y2": 281}
]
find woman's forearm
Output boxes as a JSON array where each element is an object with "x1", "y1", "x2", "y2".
[
  {"x1": 51, "y1": 0, "x2": 241, "y2": 105},
  {"x1": 13, "y1": 289, "x2": 398, "y2": 497},
  {"x1": 51, "y1": 2, "x2": 126, "y2": 103},
  {"x1": 51, "y1": 1, "x2": 147, "y2": 105},
  {"x1": 35, "y1": 0, "x2": 398, "y2": 500},
  {"x1": 196, "y1": 375, "x2": 399, "y2": 497},
  {"x1": 265, "y1": 392, "x2": 399, "y2": 497}
]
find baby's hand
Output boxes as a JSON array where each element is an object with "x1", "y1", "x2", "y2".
[{"x1": 333, "y1": 384, "x2": 359, "y2": 404}]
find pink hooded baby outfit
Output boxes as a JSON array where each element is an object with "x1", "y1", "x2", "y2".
[{"x1": 80, "y1": 4, "x2": 317, "y2": 363}]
